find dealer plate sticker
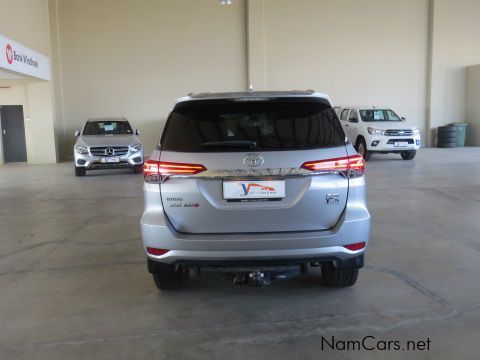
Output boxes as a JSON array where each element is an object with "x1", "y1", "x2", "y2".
[
  {"x1": 101, "y1": 157, "x2": 120, "y2": 163},
  {"x1": 394, "y1": 142, "x2": 408, "y2": 147},
  {"x1": 223, "y1": 180, "x2": 286, "y2": 200}
]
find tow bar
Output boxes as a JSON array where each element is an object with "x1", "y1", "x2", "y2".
[
  {"x1": 233, "y1": 271, "x2": 272, "y2": 287},
  {"x1": 231, "y1": 265, "x2": 304, "y2": 287}
]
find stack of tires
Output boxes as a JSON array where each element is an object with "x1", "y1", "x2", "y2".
[{"x1": 437, "y1": 125, "x2": 457, "y2": 148}]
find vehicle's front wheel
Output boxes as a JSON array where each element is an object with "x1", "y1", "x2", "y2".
[
  {"x1": 75, "y1": 166, "x2": 86, "y2": 177},
  {"x1": 356, "y1": 138, "x2": 371, "y2": 161},
  {"x1": 152, "y1": 265, "x2": 189, "y2": 290},
  {"x1": 401, "y1": 150, "x2": 416, "y2": 160},
  {"x1": 321, "y1": 263, "x2": 359, "y2": 287}
]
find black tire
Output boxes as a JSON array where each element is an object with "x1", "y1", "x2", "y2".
[
  {"x1": 437, "y1": 135, "x2": 456, "y2": 141},
  {"x1": 321, "y1": 263, "x2": 359, "y2": 287},
  {"x1": 75, "y1": 166, "x2": 86, "y2": 177},
  {"x1": 437, "y1": 126, "x2": 457, "y2": 135},
  {"x1": 133, "y1": 164, "x2": 143, "y2": 174},
  {"x1": 437, "y1": 142, "x2": 456, "y2": 148},
  {"x1": 152, "y1": 265, "x2": 189, "y2": 290},
  {"x1": 356, "y1": 138, "x2": 371, "y2": 161},
  {"x1": 401, "y1": 150, "x2": 416, "y2": 160}
]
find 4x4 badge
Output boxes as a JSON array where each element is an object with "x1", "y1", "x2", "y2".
[
  {"x1": 326, "y1": 193, "x2": 340, "y2": 205},
  {"x1": 243, "y1": 153, "x2": 264, "y2": 167}
]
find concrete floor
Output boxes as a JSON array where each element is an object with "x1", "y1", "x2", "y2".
[{"x1": 0, "y1": 148, "x2": 479, "y2": 359}]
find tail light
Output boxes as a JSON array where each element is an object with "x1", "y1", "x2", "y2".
[
  {"x1": 343, "y1": 242, "x2": 366, "y2": 251},
  {"x1": 143, "y1": 160, "x2": 207, "y2": 183},
  {"x1": 300, "y1": 154, "x2": 365, "y2": 178},
  {"x1": 146, "y1": 247, "x2": 169, "y2": 256}
]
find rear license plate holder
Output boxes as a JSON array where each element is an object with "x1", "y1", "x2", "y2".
[{"x1": 223, "y1": 180, "x2": 286, "y2": 200}]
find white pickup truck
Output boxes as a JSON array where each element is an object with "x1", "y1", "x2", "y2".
[{"x1": 337, "y1": 106, "x2": 421, "y2": 160}]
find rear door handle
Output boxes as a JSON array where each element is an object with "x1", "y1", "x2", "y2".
[{"x1": 2, "y1": 130, "x2": 5, "y2": 135}]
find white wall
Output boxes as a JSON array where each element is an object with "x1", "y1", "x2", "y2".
[
  {"x1": 0, "y1": 0, "x2": 57, "y2": 164},
  {"x1": 0, "y1": 0, "x2": 50, "y2": 54},
  {"x1": 466, "y1": 65, "x2": 480, "y2": 146},
  {"x1": 0, "y1": 80, "x2": 57, "y2": 164},
  {"x1": 262, "y1": 0, "x2": 429, "y2": 139},
  {"x1": 52, "y1": 0, "x2": 247, "y2": 159},
  {"x1": 43, "y1": 0, "x2": 480, "y2": 160},
  {"x1": 0, "y1": 80, "x2": 28, "y2": 164},
  {"x1": 25, "y1": 81, "x2": 57, "y2": 163},
  {"x1": 428, "y1": 0, "x2": 480, "y2": 143}
]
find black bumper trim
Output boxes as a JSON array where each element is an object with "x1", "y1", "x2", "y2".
[
  {"x1": 369, "y1": 150, "x2": 415, "y2": 154},
  {"x1": 89, "y1": 161, "x2": 131, "y2": 170},
  {"x1": 148, "y1": 255, "x2": 364, "y2": 273}
]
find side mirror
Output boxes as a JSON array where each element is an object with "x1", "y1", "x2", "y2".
[
  {"x1": 74, "y1": 130, "x2": 80, "y2": 137},
  {"x1": 135, "y1": 129, "x2": 140, "y2": 135},
  {"x1": 401, "y1": 117, "x2": 406, "y2": 121}
]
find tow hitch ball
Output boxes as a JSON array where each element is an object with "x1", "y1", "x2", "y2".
[{"x1": 233, "y1": 271, "x2": 272, "y2": 287}]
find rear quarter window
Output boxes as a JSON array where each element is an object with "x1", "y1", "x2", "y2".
[{"x1": 161, "y1": 99, "x2": 345, "y2": 152}]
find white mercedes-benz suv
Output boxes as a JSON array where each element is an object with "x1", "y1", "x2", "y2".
[
  {"x1": 338, "y1": 106, "x2": 421, "y2": 160},
  {"x1": 73, "y1": 118, "x2": 144, "y2": 176}
]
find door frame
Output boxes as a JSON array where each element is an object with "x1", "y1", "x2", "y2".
[{"x1": 0, "y1": 105, "x2": 28, "y2": 163}]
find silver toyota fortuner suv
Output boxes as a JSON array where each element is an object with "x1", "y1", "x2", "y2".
[
  {"x1": 74, "y1": 117, "x2": 144, "y2": 176},
  {"x1": 141, "y1": 91, "x2": 370, "y2": 290}
]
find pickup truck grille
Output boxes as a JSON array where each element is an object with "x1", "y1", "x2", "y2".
[
  {"x1": 386, "y1": 138, "x2": 414, "y2": 144},
  {"x1": 384, "y1": 129, "x2": 414, "y2": 136},
  {"x1": 90, "y1": 146, "x2": 129, "y2": 157}
]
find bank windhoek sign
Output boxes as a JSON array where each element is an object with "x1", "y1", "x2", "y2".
[{"x1": 0, "y1": 34, "x2": 51, "y2": 81}]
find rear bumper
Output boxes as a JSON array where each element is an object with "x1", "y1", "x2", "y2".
[
  {"x1": 140, "y1": 178, "x2": 370, "y2": 265},
  {"x1": 149, "y1": 254, "x2": 365, "y2": 270},
  {"x1": 365, "y1": 134, "x2": 421, "y2": 152}
]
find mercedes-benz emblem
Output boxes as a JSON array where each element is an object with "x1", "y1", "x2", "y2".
[
  {"x1": 105, "y1": 148, "x2": 114, "y2": 156},
  {"x1": 243, "y1": 153, "x2": 264, "y2": 167}
]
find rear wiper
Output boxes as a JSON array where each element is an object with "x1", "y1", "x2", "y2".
[{"x1": 201, "y1": 140, "x2": 257, "y2": 149}]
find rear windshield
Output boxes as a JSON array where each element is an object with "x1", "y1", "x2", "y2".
[
  {"x1": 161, "y1": 99, "x2": 345, "y2": 152},
  {"x1": 83, "y1": 121, "x2": 133, "y2": 135}
]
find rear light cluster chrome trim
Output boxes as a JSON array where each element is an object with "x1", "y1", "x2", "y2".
[
  {"x1": 185, "y1": 167, "x2": 312, "y2": 178},
  {"x1": 143, "y1": 155, "x2": 365, "y2": 183}
]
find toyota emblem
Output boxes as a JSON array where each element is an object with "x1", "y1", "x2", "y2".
[
  {"x1": 243, "y1": 153, "x2": 264, "y2": 167},
  {"x1": 105, "y1": 148, "x2": 114, "y2": 156}
]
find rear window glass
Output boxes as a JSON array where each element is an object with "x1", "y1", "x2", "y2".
[
  {"x1": 83, "y1": 121, "x2": 133, "y2": 135},
  {"x1": 161, "y1": 99, "x2": 345, "y2": 152}
]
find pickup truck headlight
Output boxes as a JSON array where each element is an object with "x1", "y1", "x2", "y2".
[
  {"x1": 130, "y1": 143, "x2": 142, "y2": 153},
  {"x1": 74, "y1": 145, "x2": 89, "y2": 154},
  {"x1": 367, "y1": 127, "x2": 385, "y2": 135}
]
